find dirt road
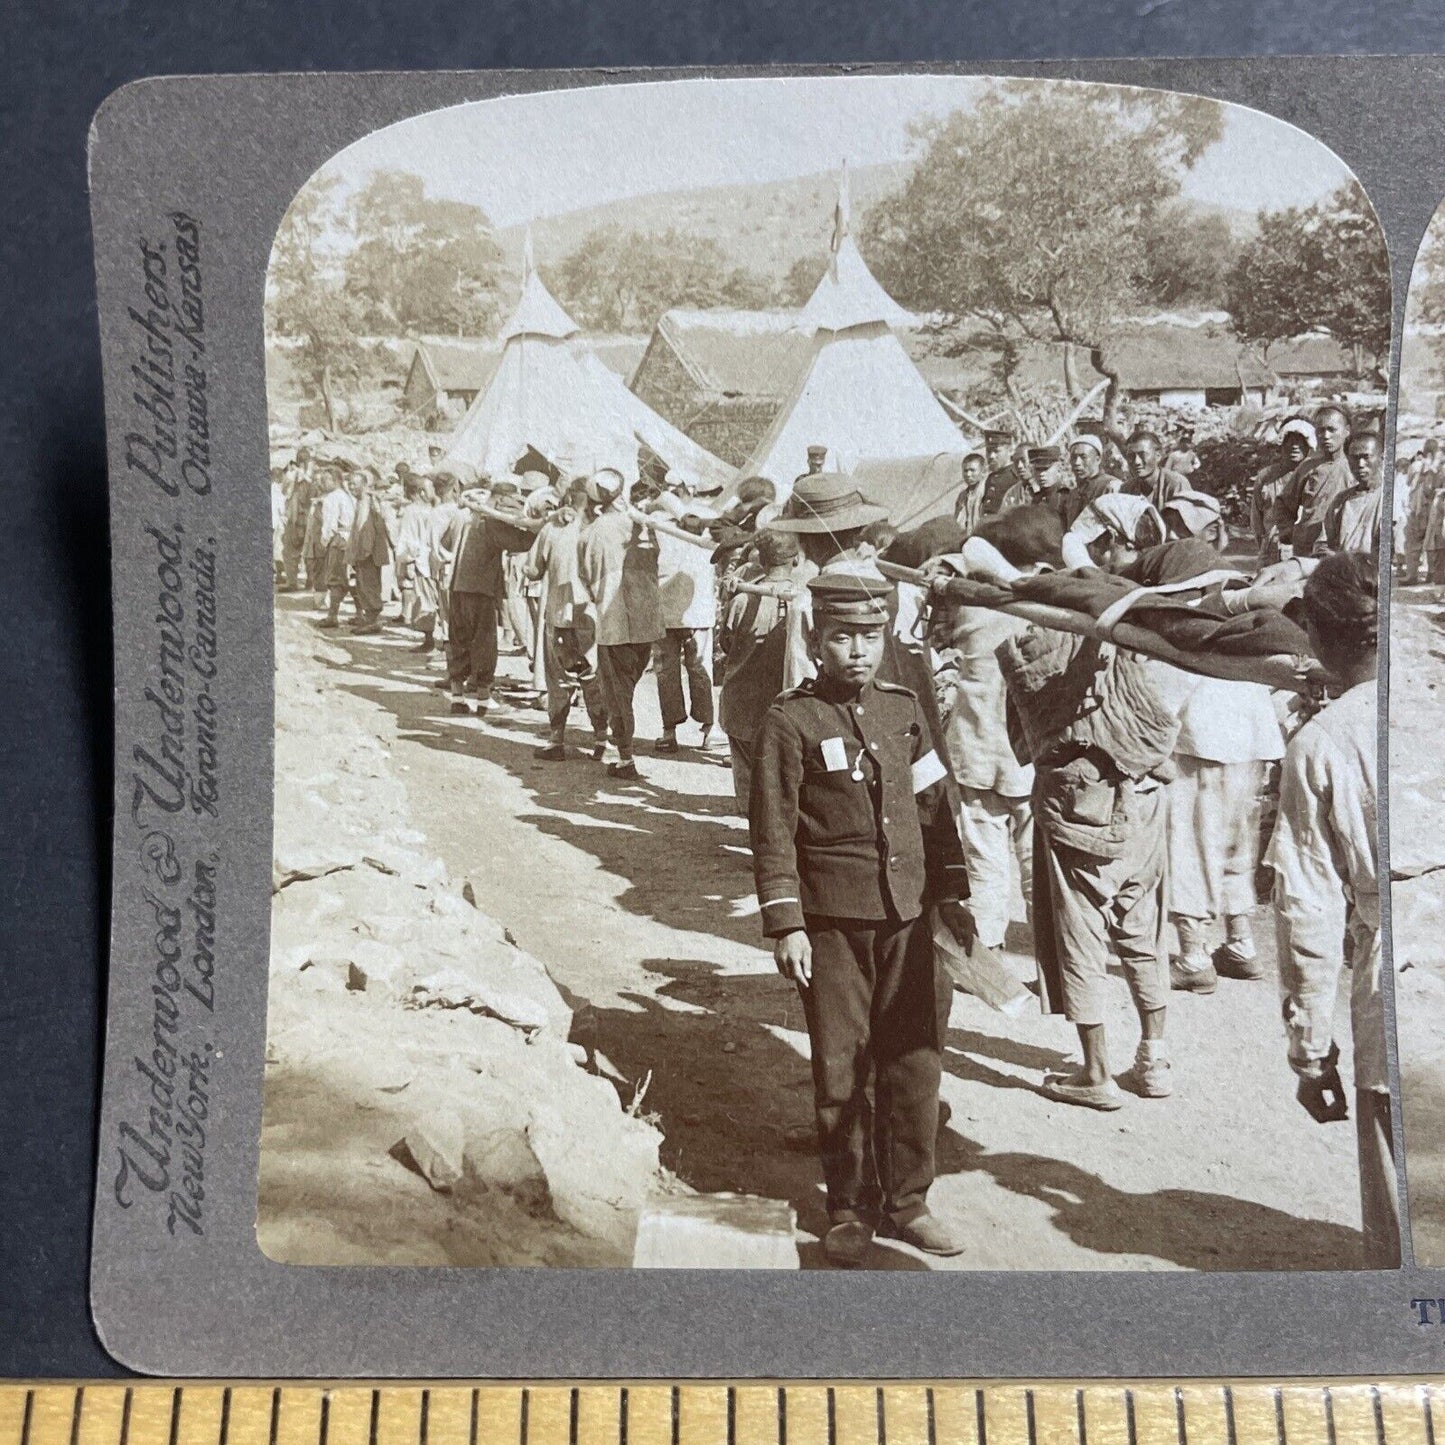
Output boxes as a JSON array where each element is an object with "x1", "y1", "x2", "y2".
[{"x1": 295, "y1": 597, "x2": 1367, "y2": 1271}]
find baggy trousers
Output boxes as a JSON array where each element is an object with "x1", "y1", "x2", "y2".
[
  {"x1": 653, "y1": 627, "x2": 715, "y2": 729},
  {"x1": 323, "y1": 542, "x2": 353, "y2": 620},
  {"x1": 354, "y1": 560, "x2": 384, "y2": 622},
  {"x1": 1166, "y1": 756, "x2": 1264, "y2": 922},
  {"x1": 282, "y1": 532, "x2": 306, "y2": 589},
  {"x1": 800, "y1": 913, "x2": 948, "y2": 1227},
  {"x1": 598, "y1": 641, "x2": 654, "y2": 757},
  {"x1": 958, "y1": 785, "x2": 1033, "y2": 950},
  {"x1": 447, "y1": 591, "x2": 500, "y2": 695},
  {"x1": 1043, "y1": 785, "x2": 1170, "y2": 1027},
  {"x1": 544, "y1": 622, "x2": 608, "y2": 746}
]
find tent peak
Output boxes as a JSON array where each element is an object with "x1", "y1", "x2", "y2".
[
  {"x1": 800, "y1": 179, "x2": 914, "y2": 334},
  {"x1": 502, "y1": 228, "x2": 580, "y2": 341}
]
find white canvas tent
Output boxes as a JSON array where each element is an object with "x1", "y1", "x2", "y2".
[
  {"x1": 742, "y1": 170, "x2": 967, "y2": 508},
  {"x1": 578, "y1": 352, "x2": 736, "y2": 495},
  {"x1": 445, "y1": 234, "x2": 735, "y2": 493}
]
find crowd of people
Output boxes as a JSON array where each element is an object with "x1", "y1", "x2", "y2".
[
  {"x1": 270, "y1": 398, "x2": 1393, "y2": 1270},
  {"x1": 1396, "y1": 435, "x2": 1445, "y2": 585}
]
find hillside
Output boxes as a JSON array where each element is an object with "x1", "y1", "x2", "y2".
[{"x1": 497, "y1": 162, "x2": 907, "y2": 283}]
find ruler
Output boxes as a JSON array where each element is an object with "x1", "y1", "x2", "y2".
[{"x1": 1, "y1": 1384, "x2": 1442, "y2": 1445}]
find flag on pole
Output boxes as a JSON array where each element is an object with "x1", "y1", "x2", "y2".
[{"x1": 828, "y1": 161, "x2": 850, "y2": 279}]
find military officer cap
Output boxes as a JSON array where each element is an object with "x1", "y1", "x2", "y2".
[
  {"x1": 807, "y1": 570, "x2": 892, "y2": 624},
  {"x1": 1026, "y1": 445, "x2": 1063, "y2": 468},
  {"x1": 984, "y1": 427, "x2": 1014, "y2": 445}
]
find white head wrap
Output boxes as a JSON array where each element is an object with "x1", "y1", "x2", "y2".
[
  {"x1": 1161, "y1": 488, "x2": 1224, "y2": 539},
  {"x1": 1070, "y1": 492, "x2": 1166, "y2": 548}
]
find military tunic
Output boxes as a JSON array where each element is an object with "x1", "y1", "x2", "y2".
[
  {"x1": 982, "y1": 464, "x2": 1025, "y2": 517},
  {"x1": 749, "y1": 674, "x2": 967, "y2": 1227}
]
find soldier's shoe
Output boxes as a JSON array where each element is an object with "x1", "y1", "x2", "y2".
[
  {"x1": 1170, "y1": 955, "x2": 1218, "y2": 994},
  {"x1": 823, "y1": 1220, "x2": 873, "y2": 1269},
  {"x1": 1213, "y1": 940, "x2": 1263, "y2": 981},
  {"x1": 1120, "y1": 1048, "x2": 1173, "y2": 1099},
  {"x1": 881, "y1": 1212, "x2": 965, "y2": 1257},
  {"x1": 449, "y1": 699, "x2": 471, "y2": 716},
  {"x1": 608, "y1": 760, "x2": 640, "y2": 781},
  {"x1": 536, "y1": 744, "x2": 567, "y2": 762},
  {"x1": 590, "y1": 741, "x2": 608, "y2": 763}
]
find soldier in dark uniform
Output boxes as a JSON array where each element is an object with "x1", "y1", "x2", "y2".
[
  {"x1": 750, "y1": 571, "x2": 970, "y2": 1268},
  {"x1": 981, "y1": 431, "x2": 1024, "y2": 517}
]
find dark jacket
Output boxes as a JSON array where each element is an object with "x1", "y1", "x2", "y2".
[
  {"x1": 445, "y1": 513, "x2": 535, "y2": 596},
  {"x1": 749, "y1": 675, "x2": 967, "y2": 937}
]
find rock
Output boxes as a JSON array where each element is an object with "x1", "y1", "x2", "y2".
[
  {"x1": 390, "y1": 1116, "x2": 465, "y2": 1192},
  {"x1": 465, "y1": 1128, "x2": 548, "y2": 1207},
  {"x1": 272, "y1": 837, "x2": 362, "y2": 890},
  {"x1": 355, "y1": 914, "x2": 417, "y2": 945},
  {"x1": 347, "y1": 940, "x2": 405, "y2": 995},
  {"x1": 632, "y1": 1194, "x2": 799, "y2": 1269},
  {"x1": 526, "y1": 1058, "x2": 662, "y2": 1253},
  {"x1": 462, "y1": 880, "x2": 478, "y2": 907},
  {"x1": 590, "y1": 1049, "x2": 629, "y2": 1088},
  {"x1": 408, "y1": 942, "x2": 570, "y2": 1035}
]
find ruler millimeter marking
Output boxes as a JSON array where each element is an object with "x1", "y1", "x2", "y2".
[{"x1": 3, "y1": 1386, "x2": 1444, "y2": 1445}]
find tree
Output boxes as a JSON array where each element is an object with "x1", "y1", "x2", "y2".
[
  {"x1": 342, "y1": 171, "x2": 506, "y2": 336},
  {"x1": 1226, "y1": 181, "x2": 1390, "y2": 372},
  {"x1": 1143, "y1": 202, "x2": 1240, "y2": 309},
  {"x1": 269, "y1": 176, "x2": 375, "y2": 430},
  {"x1": 546, "y1": 226, "x2": 775, "y2": 331},
  {"x1": 1404, "y1": 219, "x2": 1445, "y2": 391},
  {"x1": 780, "y1": 252, "x2": 828, "y2": 306},
  {"x1": 861, "y1": 80, "x2": 1224, "y2": 421}
]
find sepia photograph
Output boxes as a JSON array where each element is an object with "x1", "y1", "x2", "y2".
[{"x1": 255, "y1": 74, "x2": 1396, "y2": 1273}]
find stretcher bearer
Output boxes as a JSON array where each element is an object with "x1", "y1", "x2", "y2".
[
  {"x1": 1157, "y1": 489, "x2": 1287, "y2": 991},
  {"x1": 1268, "y1": 551, "x2": 1400, "y2": 1267},
  {"x1": 750, "y1": 570, "x2": 970, "y2": 1268},
  {"x1": 1000, "y1": 495, "x2": 1183, "y2": 1110}
]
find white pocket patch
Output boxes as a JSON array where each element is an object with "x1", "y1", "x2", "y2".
[
  {"x1": 820, "y1": 736, "x2": 849, "y2": 772},
  {"x1": 911, "y1": 749, "x2": 948, "y2": 793}
]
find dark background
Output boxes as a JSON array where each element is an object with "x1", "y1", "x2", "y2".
[{"x1": 5, "y1": 0, "x2": 1445, "y2": 1380}]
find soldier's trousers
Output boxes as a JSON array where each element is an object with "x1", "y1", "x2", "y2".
[
  {"x1": 447, "y1": 591, "x2": 500, "y2": 695},
  {"x1": 800, "y1": 912, "x2": 947, "y2": 1228}
]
